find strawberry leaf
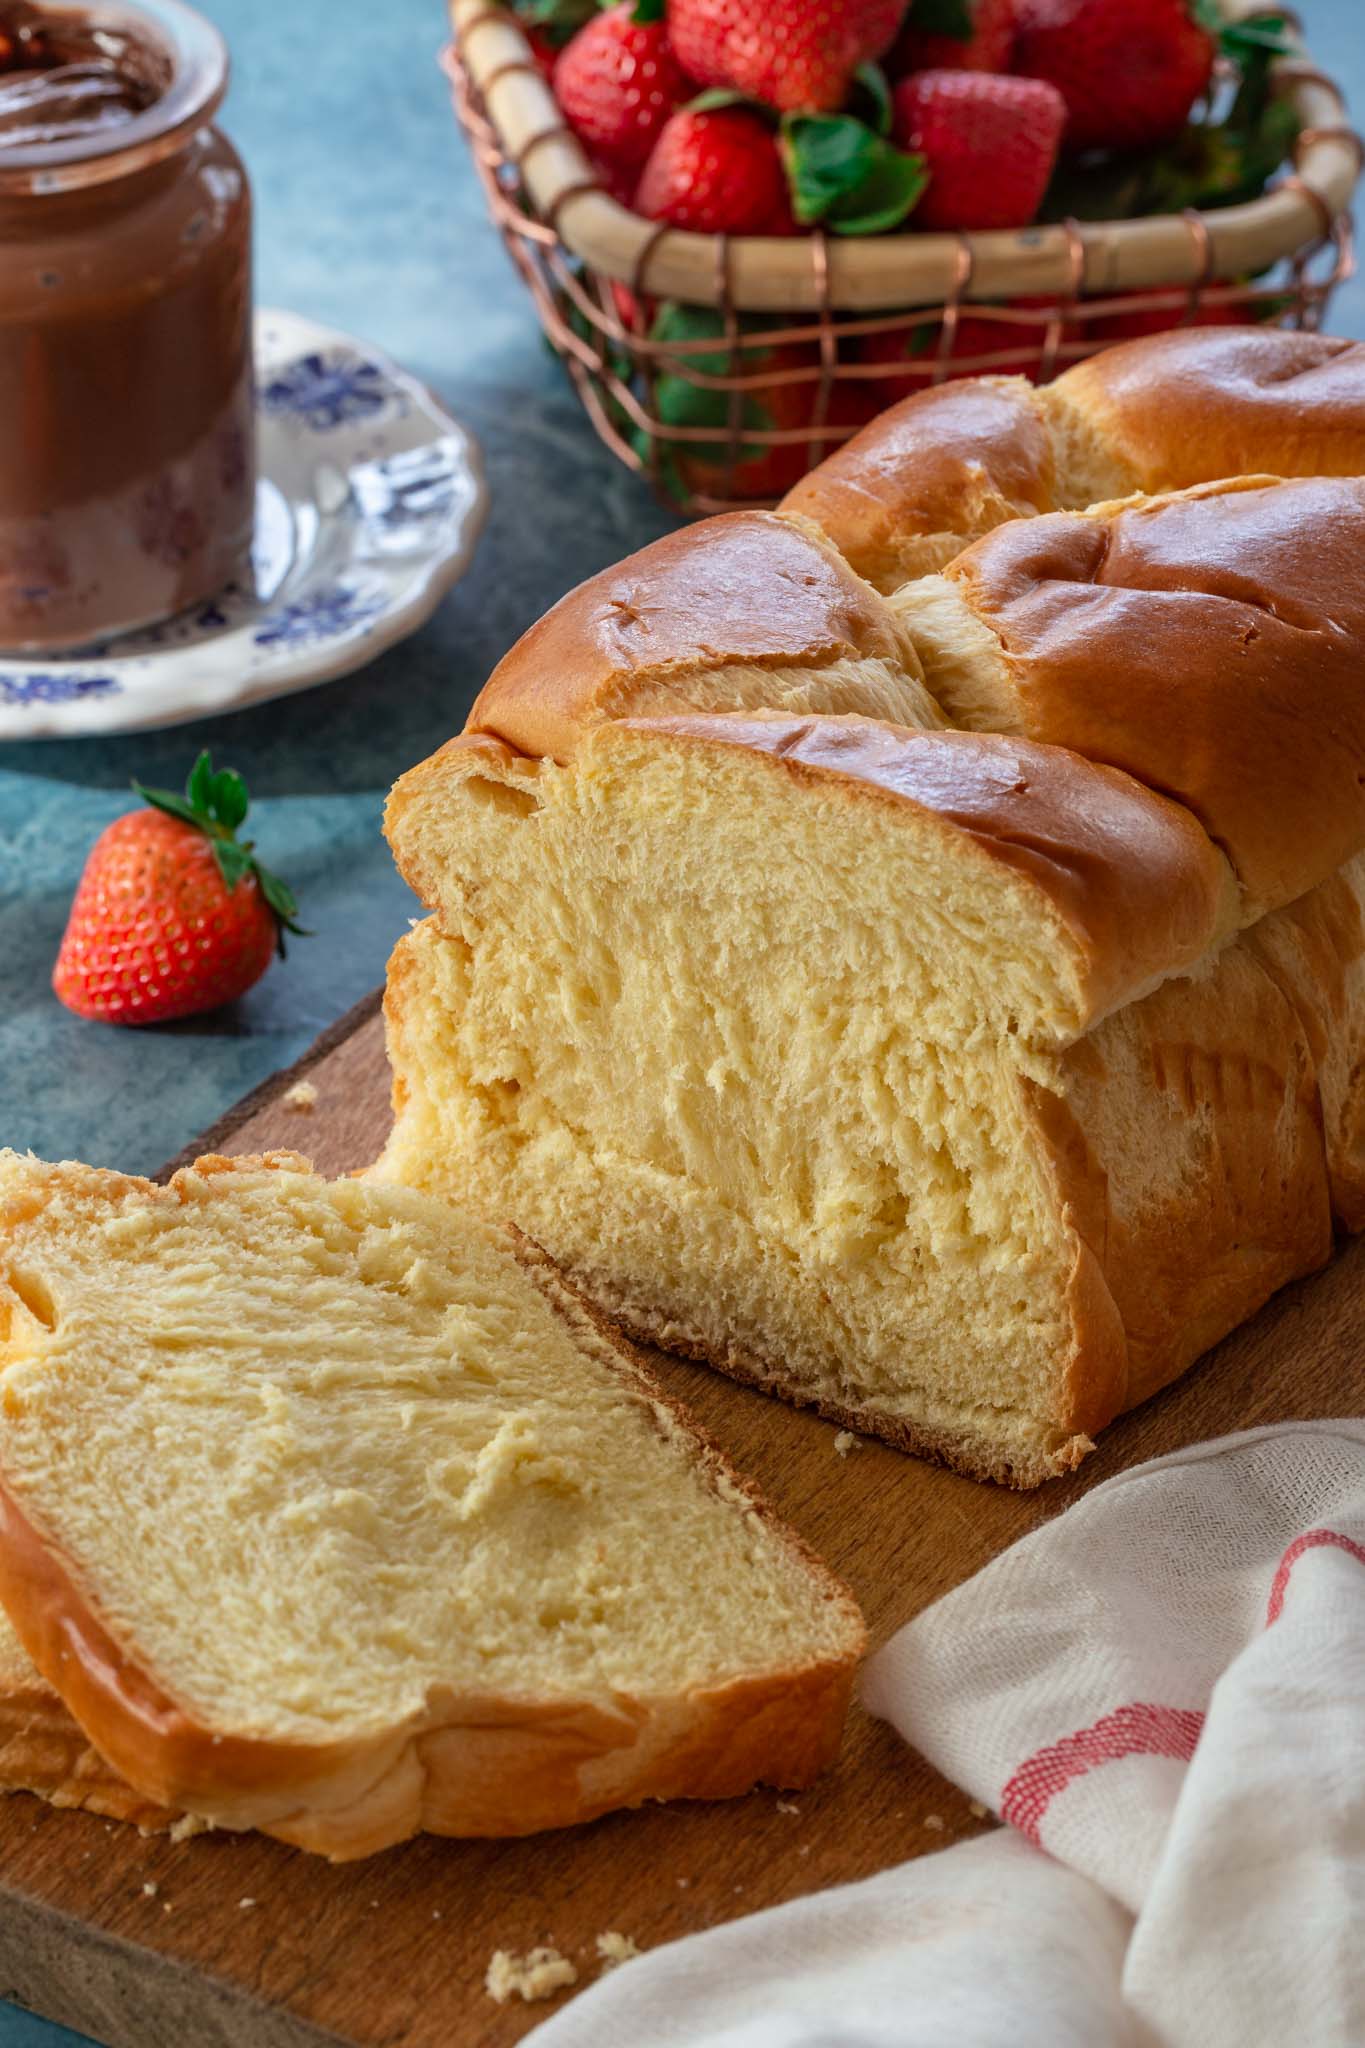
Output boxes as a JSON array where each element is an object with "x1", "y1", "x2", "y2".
[
  {"x1": 630, "y1": 0, "x2": 665, "y2": 19},
  {"x1": 210, "y1": 767, "x2": 249, "y2": 831},
  {"x1": 904, "y1": 0, "x2": 974, "y2": 37},
  {"x1": 782, "y1": 115, "x2": 926, "y2": 237},
  {"x1": 853, "y1": 62, "x2": 892, "y2": 140},
  {"x1": 132, "y1": 754, "x2": 307, "y2": 953},
  {"x1": 686, "y1": 86, "x2": 758, "y2": 115},
  {"x1": 644, "y1": 303, "x2": 779, "y2": 466},
  {"x1": 212, "y1": 840, "x2": 254, "y2": 893}
]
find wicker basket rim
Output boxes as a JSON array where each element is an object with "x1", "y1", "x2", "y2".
[{"x1": 450, "y1": 0, "x2": 1360, "y2": 313}]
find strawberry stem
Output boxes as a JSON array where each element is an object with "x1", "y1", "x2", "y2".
[{"x1": 133, "y1": 751, "x2": 308, "y2": 959}]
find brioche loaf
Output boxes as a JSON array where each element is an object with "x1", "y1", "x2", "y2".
[
  {"x1": 0, "y1": 1151, "x2": 863, "y2": 1855},
  {"x1": 783, "y1": 327, "x2": 1365, "y2": 590},
  {"x1": 378, "y1": 326, "x2": 1365, "y2": 1486}
]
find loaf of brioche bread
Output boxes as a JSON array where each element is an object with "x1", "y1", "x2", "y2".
[
  {"x1": 783, "y1": 326, "x2": 1365, "y2": 590},
  {"x1": 377, "y1": 327, "x2": 1365, "y2": 1486},
  {"x1": 0, "y1": 1152, "x2": 863, "y2": 1854}
]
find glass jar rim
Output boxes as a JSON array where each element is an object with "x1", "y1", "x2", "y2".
[{"x1": 0, "y1": 0, "x2": 228, "y2": 191}]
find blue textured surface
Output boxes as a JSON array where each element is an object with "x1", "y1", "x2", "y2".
[{"x1": 1, "y1": 1, "x2": 1364, "y2": 2043}]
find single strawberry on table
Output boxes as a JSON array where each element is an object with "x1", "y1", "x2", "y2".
[
  {"x1": 892, "y1": 69, "x2": 1065, "y2": 230},
  {"x1": 1013, "y1": 0, "x2": 1215, "y2": 154},
  {"x1": 552, "y1": 1, "x2": 690, "y2": 168},
  {"x1": 890, "y1": 0, "x2": 1016, "y2": 76},
  {"x1": 666, "y1": 0, "x2": 908, "y2": 115},
  {"x1": 53, "y1": 753, "x2": 304, "y2": 1027},
  {"x1": 635, "y1": 106, "x2": 788, "y2": 233}
]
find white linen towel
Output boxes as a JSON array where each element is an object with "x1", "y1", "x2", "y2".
[{"x1": 528, "y1": 1421, "x2": 1365, "y2": 2048}]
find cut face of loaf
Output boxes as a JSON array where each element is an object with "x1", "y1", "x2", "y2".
[
  {"x1": 378, "y1": 714, "x2": 1333, "y2": 1486},
  {"x1": 0, "y1": 1152, "x2": 863, "y2": 1857},
  {"x1": 892, "y1": 475, "x2": 1365, "y2": 926},
  {"x1": 782, "y1": 327, "x2": 1365, "y2": 591}
]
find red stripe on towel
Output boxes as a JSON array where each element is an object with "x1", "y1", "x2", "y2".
[
  {"x1": 1001, "y1": 1703, "x2": 1205, "y2": 1846},
  {"x1": 1265, "y1": 1527, "x2": 1365, "y2": 1625}
]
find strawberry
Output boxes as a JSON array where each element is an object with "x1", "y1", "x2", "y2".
[
  {"x1": 53, "y1": 753, "x2": 304, "y2": 1027},
  {"x1": 666, "y1": 0, "x2": 907, "y2": 115},
  {"x1": 890, "y1": 0, "x2": 1016, "y2": 75},
  {"x1": 892, "y1": 70, "x2": 1064, "y2": 229},
  {"x1": 635, "y1": 108, "x2": 788, "y2": 233},
  {"x1": 1013, "y1": 0, "x2": 1215, "y2": 154},
  {"x1": 854, "y1": 304, "x2": 1059, "y2": 403},
  {"x1": 552, "y1": 3, "x2": 690, "y2": 168}
]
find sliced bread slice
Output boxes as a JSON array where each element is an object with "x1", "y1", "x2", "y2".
[
  {"x1": 0, "y1": 1151, "x2": 863, "y2": 1859},
  {"x1": 0, "y1": 1609, "x2": 176, "y2": 1829}
]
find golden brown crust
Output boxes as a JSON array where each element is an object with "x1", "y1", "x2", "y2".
[
  {"x1": 781, "y1": 376, "x2": 1058, "y2": 593},
  {"x1": 466, "y1": 510, "x2": 918, "y2": 763},
  {"x1": 944, "y1": 475, "x2": 1365, "y2": 920},
  {"x1": 0, "y1": 1158, "x2": 862, "y2": 1858},
  {"x1": 0, "y1": 1621, "x2": 175, "y2": 1829},
  {"x1": 1051, "y1": 325, "x2": 1365, "y2": 495},
  {"x1": 608, "y1": 712, "x2": 1235, "y2": 1028}
]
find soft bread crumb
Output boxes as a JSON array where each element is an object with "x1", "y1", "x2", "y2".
[
  {"x1": 168, "y1": 1813, "x2": 211, "y2": 1843},
  {"x1": 776, "y1": 1799, "x2": 800, "y2": 1815},
  {"x1": 238, "y1": 1897, "x2": 256, "y2": 1910},
  {"x1": 141, "y1": 1881, "x2": 158, "y2": 1898},
  {"x1": 485, "y1": 1946, "x2": 579, "y2": 2005},
  {"x1": 595, "y1": 1931, "x2": 640, "y2": 1968},
  {"x1": 833, "y1": 1431, "x2": 860, "y2": 1457},
  {"x1": 924, "y1": 1813, "x2": 945, "y2": 1831},
  {"x1": 283, "y1": 1080, "x2": 318, "y2": 1113},
  {"x1": 968, "y1": 1799, "x2": 989, "y2": 1819}
]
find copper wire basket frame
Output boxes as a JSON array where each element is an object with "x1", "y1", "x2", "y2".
[{"x1": 445, "y1": 1, "x2": 1361, "y2": 513}]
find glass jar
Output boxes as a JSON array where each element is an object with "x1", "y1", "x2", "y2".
[{"x1": 0, "y1": 0, "x2": 253, "y2": 652}]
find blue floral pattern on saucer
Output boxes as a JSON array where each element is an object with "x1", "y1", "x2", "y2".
[
  {"x1": 0, "y1": 309, "x2": 486, "y2": 740},
  {"x1": 262, "y1": 352, "x2": 392, "y2": 431},
  {"x1": 0, "y1": 672, "x2": 120, "y2": 708},
  {"x1": 254, "y1": 582, "x2": 387, "y2": 648}
]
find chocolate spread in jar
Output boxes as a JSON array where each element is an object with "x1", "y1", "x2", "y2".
[{"x1": 0, "y1": 0, "x2": 254, "y2": 653}]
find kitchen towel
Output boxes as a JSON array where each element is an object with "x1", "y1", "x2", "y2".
[{"x1": 528, "y1": 1421, "x2": 1365, "y2": 2047}]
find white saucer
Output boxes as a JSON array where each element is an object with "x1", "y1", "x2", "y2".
[{"x1": 0, "y1": 310, "x2": 488, "y2": 740}]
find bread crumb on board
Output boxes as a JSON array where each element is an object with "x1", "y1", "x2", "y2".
[
  {"x1": 776, "y1": 1799, "x2": 800, "y2": 1815},
  {"x1": 968, "y1": 1799, "x2": 989, "y2": 1820},
  {"x1": 595, "y1": 1931, "x2": 640, "y2": 1968},
  {"x1": 283, "y1": 1079, "x2": 319, "y2": 1114},
  {"x1": 168, "y1": 1812, "x2": 212, "y2": 1843},
  {"x1": 485, "y1": 1946, "x2": 579, "y2": 2005},
  {"x1": 833, "y1": 1431, "x2": 860, "y2": 1457},
  {"x1": 141, "y1": 1880, "x2": 158, "y2": 1898},
  {"x1": 924, "y1": 1813, "x2": 945, "y2": 1832}
]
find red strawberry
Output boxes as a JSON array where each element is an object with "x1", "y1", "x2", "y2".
[
  {"x1": 588, "y1": 149, "x2": 641, "y2": 205},
  {"x1": 53, "y1": 753, "x2": 304, "y2": 1027},
  {"x1": 893, "y1": 70, "x2": 1064, "y2": 229},
  {"x1": 1013, "y1": 0, "x2": 1214, "y2": 154},
  {"x1": 553, "y1": 4, "x2": 690, "y2": 168},
  {"x1": 667, "y1": 0, "x2": 907, "y2": 115},
  {"x1": 635, "y1": 108, "x2": 788, "y2": 233},
  {"x1": 891, "y1": 0, "x2": 1016, "y2": 75},
  {"x1": 854, "y1": 304, "x2": 1060, "y2": 402},
  {"x1": 677, "y1": 357, "x2": 877, "y2": 499}
]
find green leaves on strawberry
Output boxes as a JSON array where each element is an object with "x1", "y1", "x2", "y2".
[
  {"x1": 901, "y1": 0, "x2": 974, "y2": 37},
  {"x1": 133, "y1": 752, "x2": 305, "y2": 956},
  {"x1": 781, "y1": 113, "x2": 927, "y2": 235},
  {"x1": 509, "y1": 0, "x2": 600, "y2": 50}
]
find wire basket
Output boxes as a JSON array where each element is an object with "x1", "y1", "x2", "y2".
[{"x1": 445, "y1": 0, "x2": 1361, "y2": 515}]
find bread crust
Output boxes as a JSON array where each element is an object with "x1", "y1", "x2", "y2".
[
  {"x1": 0, "y1": 1157, "x2": 863, "y2": 1858},
  {"x1": 781, "y1": 375, "x2": 1058, "y2": 593},
  {"x1": 0, "y1": 1620, "x2": 175, "y2": 1829},
  {"x1": 943, "y1": 475, "x2": 1365, "y2": 922},
  {"x1": 1051, "y1": 326, "x2": 1365, "y2": 495},
  {"x1": 466, "y1": 510, "x2": 926, "y2": 762}
]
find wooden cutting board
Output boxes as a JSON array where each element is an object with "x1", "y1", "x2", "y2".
[{"x1": 2, "y1": 987, "x2": 1363, "y2": 2048}]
